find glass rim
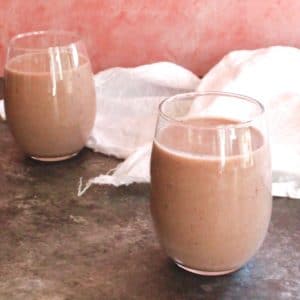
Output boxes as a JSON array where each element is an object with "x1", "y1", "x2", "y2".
[
  {"x1": 8, "y1": 30, "x2": 81, "y2": 51},
  {"x1": 158, "y1": 91, "x2": 265, "y2": 129}
]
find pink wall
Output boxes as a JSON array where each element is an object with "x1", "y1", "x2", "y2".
[{"x1": 1, "y1": 0, "x2": 300, "y2": 76}]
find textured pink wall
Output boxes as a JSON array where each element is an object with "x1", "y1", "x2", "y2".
[{"x1": 1, "y1": 0, "x2": 300, "y2": 76}]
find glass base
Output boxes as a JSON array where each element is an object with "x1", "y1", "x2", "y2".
[
  {"x1": 30, "y1": 152, "x2": 79, "y2": 162},
  {"x1": 175, "y1": 261, "x2": 239, "y2": 276}
]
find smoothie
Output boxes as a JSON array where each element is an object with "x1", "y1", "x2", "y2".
[
  {"x1": 4, "y1": 51, "x2": 96, "y2": 160},
  {"x1": 150, "y1": 117, "x2": 272, "y2": 274}
]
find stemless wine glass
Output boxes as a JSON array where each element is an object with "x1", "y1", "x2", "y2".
[
  {"x1": 150, "y1": 92, "x2": 272, "y2": 276},
  {"x1": 4, "y1": 30, "x2": 96, "y2": 161}
]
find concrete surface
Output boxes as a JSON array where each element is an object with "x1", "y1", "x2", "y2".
[{"x1": 0, "y1": 115, "x2": 299, "y2": 300}]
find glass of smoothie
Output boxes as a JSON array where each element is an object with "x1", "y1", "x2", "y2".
[
  {"x1": 4, "y1": 30, "x2": 96, "y2": 161},
  {"x1": 150, "y1": 92, "x2": 272, "y2": 276}
]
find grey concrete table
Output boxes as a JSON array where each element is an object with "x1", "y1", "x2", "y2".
[{"x1": 0, "y1": 110, "x2": 299, "y2": 299}]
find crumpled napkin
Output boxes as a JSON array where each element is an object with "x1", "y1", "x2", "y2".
[
  {"x1": 196, "y1": 47, "x2": 300, "y2": 199},
  {"x1": 1, "y1": 49, "x2": 300, "y2": 198},
  {"x1": 86, "y1": 62, "x2": 200, "y2": 158},
  {"x1": 78, "y1": 62, "x2": 200, "y2": 195},
  {"x1": 80, "y1": 47, "x2": 300, "y2": 199}
]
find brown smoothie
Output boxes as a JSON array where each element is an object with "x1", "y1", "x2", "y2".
[
  {"x1": 4, "y1": 51, "x2": 96, "y2": 160},
  {"x1": 151, "y1": 117, "x2": 272, "y2": 273}
]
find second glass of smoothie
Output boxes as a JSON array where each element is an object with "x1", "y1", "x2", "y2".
[
  {"x1": 150, "y1": 92, "x2": 272, "y2": 276},
  {"x1": 4, "y1": 30, "x2": 96, "y2": 161}
]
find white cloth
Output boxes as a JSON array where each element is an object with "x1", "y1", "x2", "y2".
[
  {"x1": 81, "y1": 47, "x2": 300, "y2": 199},
  {"x1": 196, "y1": 47, "x2": 300, "y2": 199},
  {"x1": 1, "y1": 49, "x2": 300, "y2": 198},
  {"x1": 78, "y1": 62, "x2": 200, "y2": 195},
  {"x1": 86, "y1": 62, "x2": 200, "y2": 158}
]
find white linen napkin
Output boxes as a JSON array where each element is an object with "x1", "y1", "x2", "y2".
[
  {"x1": 86, "y1": 62, "x2": 200, "y2": 158},
  {"x1": 80, "y1": 46, "x2": 300, "y2": 199},
  {"x1": 1, "y1": 48, "x2": 300, "y2": 198},
  {"x1": 196, "y1": 46, "x2": 300, "y2": 199}
]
